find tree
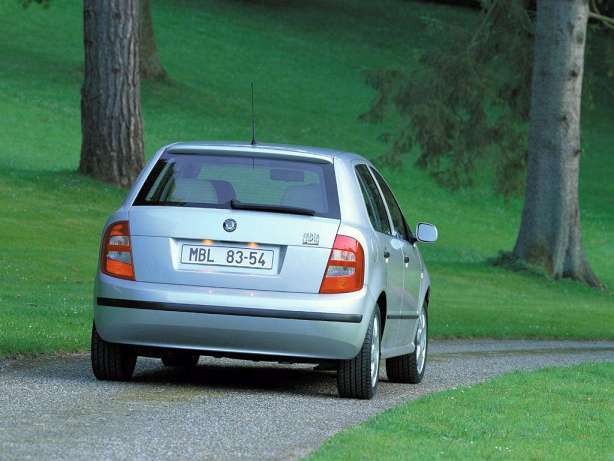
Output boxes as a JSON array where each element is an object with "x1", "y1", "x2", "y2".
[
  {"x1": 138, "y1": 0, "x2": 167, "y2": 80},
  {"x1": 512, "y1": 0, "x2": 602, "y2": 287},
  {"x1": 361, "y1": 0, "x2": 534, "y2": 197},
  {"x1": 21, "y1": 0, "x2": 167, "y2": 81},
  {"x1": 363, "y1": 0, "x2": 610, "y2": 287},
  {"x1": 80, "y1": 0, "x2": 145, "y2": 187}
]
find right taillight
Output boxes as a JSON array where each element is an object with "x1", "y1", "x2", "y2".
[
  {"x1": 100, "y1": 221, "x2": 135, "y2": 280},
  {"x1": 319, "y1": 235, "x2": 365, "y2": 294}
]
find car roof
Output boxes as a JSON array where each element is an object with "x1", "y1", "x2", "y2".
[{"x1": 164, "y1": 141, "x2": 370, "y2": 165}]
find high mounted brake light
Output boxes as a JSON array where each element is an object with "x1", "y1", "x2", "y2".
[
  {"x1": 101, "y1": 221, "x2": 135, "y2": 280},
  {"x1": 319, "y1": 235, "x2": 365, "y2": 294}
]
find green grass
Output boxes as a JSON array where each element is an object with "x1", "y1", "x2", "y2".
[
  {"x1": 0, "y1": 170, "x2": 124, "y2": 355},
  {"x1": 0, "y1": 0, "x2": 613, "y2": 356},
  {"x1": 308, "y1": 362, "x2": 614, "y2": 461}
]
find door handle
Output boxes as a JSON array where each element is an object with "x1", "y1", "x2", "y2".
[
  {"x1": 383, "y1": 251, "x2": 390, "y2": 259},
  {"x1": 404, "y1": 256, "x2": 410, "y2": 264}
]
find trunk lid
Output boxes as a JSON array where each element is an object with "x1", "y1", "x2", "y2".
[{"x1": 129, "y1": 206, "x2": 339, "y2": 293}]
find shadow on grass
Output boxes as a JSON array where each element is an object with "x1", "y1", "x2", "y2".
[
  {"x1": 0, "y1": 167, "x2": 126, "y2": 194},
  {"x1": 489, "y1": 250, "x2": 611, "y2": 293}
]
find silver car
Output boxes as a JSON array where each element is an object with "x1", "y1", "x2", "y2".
[{"x1": 91, "y1": 142, "x2": 437, "y2": 399}]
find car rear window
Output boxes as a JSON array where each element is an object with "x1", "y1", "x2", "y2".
[{"x1": 133, "y1": 152, "x2": 340, "y2": 219}]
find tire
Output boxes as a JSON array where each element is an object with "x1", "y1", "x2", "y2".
[
  {"x1": 337, "y1": 309, "x2": 381, "y2": 399},
  {"x1": 91, "y1": 324, "x2": 137, "y2": 381},
  {"x1": 161, "y1": 351, "x2": 200, "y2": 368},
  {"x1": 386, "y1": 303, "x2": 428, "y2": 384}
]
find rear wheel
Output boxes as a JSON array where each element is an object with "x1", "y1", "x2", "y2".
[
  {"x1": 386, "y1": 303, "x2": 428, "y2": 384},
  {"x1": 161, "y1": 351, "x2": 200, "y2": 368},
  {"x1": 91, "y1": 324, "x2": 137, "y2": 381},
  {"x1": 337, "y1": 309, "x2": 381, "y2": 399}
]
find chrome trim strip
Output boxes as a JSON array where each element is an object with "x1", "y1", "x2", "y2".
[
  {"x1": 97, "y1": 297, "x2": 363, "y2": 323},
  {"x1": 387, "y1": 314, "x2": 419, "y2": 320}
]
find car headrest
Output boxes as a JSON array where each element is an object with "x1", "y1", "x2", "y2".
[
  {"x1": 280, "y1": 183, "x2": 325, "y2": 212},
  {"x1": 209, "y1": 180, "x2": 237, "y2": 204},
  {"x1": 168, "y1": 179, "x2": 218, "y2": 203}
]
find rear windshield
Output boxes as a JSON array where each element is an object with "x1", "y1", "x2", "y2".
[{"x1": 133, "y1": 152, "x2": 340, "y2": 219}]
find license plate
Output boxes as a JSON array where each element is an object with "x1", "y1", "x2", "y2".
[{"x1": 180, "y1": 244, "x2": 274, "y2": 270}]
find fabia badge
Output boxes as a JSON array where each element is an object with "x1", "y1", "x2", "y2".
[
  {"x1": 303, "y1": 232, "x2": 319, "y2": 245},
  {"x1": 223, "y1": 218, "x2": 237, "y2": 232}
]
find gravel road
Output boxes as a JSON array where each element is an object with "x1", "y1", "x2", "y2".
[{"x1": 1, "y1": 340, "x2": 613, "y2": 461}]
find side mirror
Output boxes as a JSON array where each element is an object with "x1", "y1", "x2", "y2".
[{"x1": 416, "y1": 222, "x2": 438, "y2": 243}]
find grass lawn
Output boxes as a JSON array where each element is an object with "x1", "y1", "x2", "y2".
[
  {"x1": 0, "y1": 0, "x2": 613, "y2": 356},
  {"x1": 307, "y1": 362, "x2": 614, "y2": 460}
]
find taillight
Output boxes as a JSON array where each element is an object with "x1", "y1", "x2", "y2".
[
  {"x1": 101, "y1": 221, "x2": 135, "y2": 280},
  {"x1": 319, "y1": 235, "x2": 365, "y2": 294}
]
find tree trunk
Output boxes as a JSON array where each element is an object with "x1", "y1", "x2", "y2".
[
  {"x1": 80, "y1": 0, "x2": 145, "y2": 187},
  {"x1": 512, "y1": 0, "x2": 601, "y2": 287},
  {"x1": 138, "y1": 0, "x2": 167, "y2": 80}
]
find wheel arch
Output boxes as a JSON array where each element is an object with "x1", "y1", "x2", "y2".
[
  {"x1": 376, "y1": 291, "x2": 387, "y2": 334},
  {"x1": 421, "y1": 285, "x2": 430, "y2": 312}
]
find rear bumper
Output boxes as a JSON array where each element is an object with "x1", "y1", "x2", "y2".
[{"x1": 94, "y1": 274, "x2": 373, "y2": 360}]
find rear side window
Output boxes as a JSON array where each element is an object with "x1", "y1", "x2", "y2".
[
  {"x1": 355, "y1": 164, "x2": 391, "y2": 234},
  {"x1": 134, "y1": 152, "x2": 340, "y2": 219},
  {"x1": 370, "y1": 167, "x2": 412, "y2": 241}
]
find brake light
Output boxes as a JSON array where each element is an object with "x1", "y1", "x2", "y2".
[
  {"x1": 101, "y1": 221, "x2": 135, "y2": 280},
  {"x1": 319, "y1": 235, "x2": 364, "y2": 294}
]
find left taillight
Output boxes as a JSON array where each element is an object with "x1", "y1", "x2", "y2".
[{"x1": 101, "y1": 221, "x2": 135, "y2": 280}]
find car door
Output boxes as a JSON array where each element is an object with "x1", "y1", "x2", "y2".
[
  {"x1": 370, "y1": 167, "x2": 422, "y2": 346},
  {"x1": 354, "y1": 165, "x2": 404, "y2": 350},
  {"x1": 400, "y1": 216, "x2": 422, "y2": 315}
]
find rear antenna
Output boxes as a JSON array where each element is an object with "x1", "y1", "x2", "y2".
[{"x1": 250, "y1": 82, "x2": 257, "y2": 146}]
